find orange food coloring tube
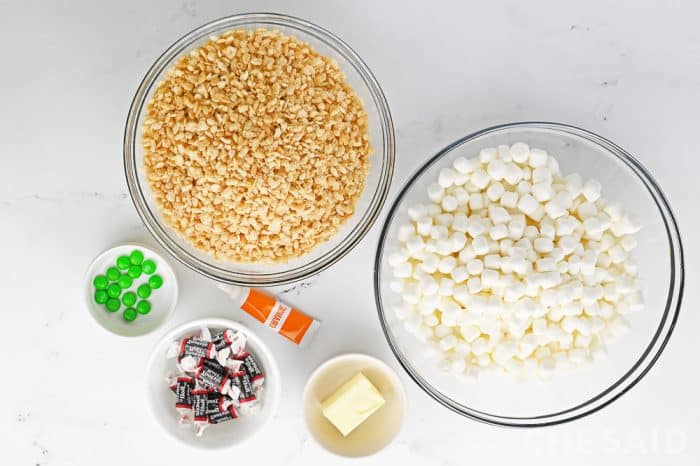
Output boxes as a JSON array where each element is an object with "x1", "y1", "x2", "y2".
[{"x1": 218, "y1": 285, "x2": 320, "y2": 347}]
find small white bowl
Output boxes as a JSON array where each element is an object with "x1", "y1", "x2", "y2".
[
  {"x1": 84, "y1": 243, "x2": 178, "y2": 337},
  {"x1": 302, "y1": 353, "x2": 406, "y2": 457},
  {"x1": 145, "y1": 318, "x2": 281, "y2": 449}
]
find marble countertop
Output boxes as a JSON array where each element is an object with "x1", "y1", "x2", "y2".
[{"x1": 1, "y1": 0, "x2": 698, "y2": 464}]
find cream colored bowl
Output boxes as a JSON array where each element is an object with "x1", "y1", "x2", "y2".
[{"x1": 302, "y1": 353, "x2": 406, "y2": 457}]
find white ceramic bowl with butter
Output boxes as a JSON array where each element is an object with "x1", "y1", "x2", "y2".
[
  {"x1": 146, "y1": 318, "x2": 281, "y2": 449},
  {"x1": 302, "y1": 353, "x2": 406, "y2": 457}
]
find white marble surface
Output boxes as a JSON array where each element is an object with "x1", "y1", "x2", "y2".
[{"x1": 1, "y1": 0, "x2": 699, "y2": 464}]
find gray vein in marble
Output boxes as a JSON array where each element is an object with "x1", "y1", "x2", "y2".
[
  {"x1": 279, "y1": 274, "x2": 320, "y2": 295},
  {"x1": 0, "y1": 191, "x2": 128, "y2": 207}
]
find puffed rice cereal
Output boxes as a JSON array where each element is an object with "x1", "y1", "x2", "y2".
[{"x1": 142, "y1": 29, "x2": 371, "y2": 263}]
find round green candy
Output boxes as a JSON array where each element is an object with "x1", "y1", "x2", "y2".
[
  {"x1": 129, "y1": 250, "x2": 144, "y2": 265},
  {"x1": 122, "y1": 291, "x2": 137, "y2": 307},
  {"x1": 136, "y1": 300, "x2": 151, "y2": 315},
  {"x1": 123, "y1": 307, "x2": 137, "y2": 321},
  {"x1": 118, "y1": 274, "x2": 133, "y2": 289},
  {"x1": 137, "y1": 284, "x2": 151, "y2": 298},
  {"x1": 107, "y1": 283, "x2": 121, "y2": 298},
  {"x1": 93, "y1": 275, "x2": 108, "y2": 290},
  {"x1": 94, "y1": 290, "x2": 109, "y2": 304},
  {"x1": 128, "y1": 265, "x2": 142, "y2": 279},
  {"x1": 148, "y1": 274, "x2": 163, "y2": 289},
  {"x1": 106, "y1": 267, "x2": 120, "y2": 281},
  {"x1": 106, "y1": 298, "x2": 120, "y2": 312},
  {"x1": 142, "y1": 259, "x2": 157, "y2": 275},
  {"x1": 116, "y1": 255, "x2": 131, "y2": 270}
]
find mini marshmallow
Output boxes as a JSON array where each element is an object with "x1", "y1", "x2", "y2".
[
  {"x1": 449, "y1": 232, "x2": 467, "y2": 252},
  {"x1": 435, "y1": 239, "x2": 453, "y2": 256},
  {"x1": 532, "y1": 166, "x2": 552, "y2": 184},
  {"x1": 442, "y1": 195, "x2": 458, "y2": 212},
  {"x1": 469, "y1": 193, "x2": 485, "y2": 210},
  {"x1": 489, "y1": 224, "x2": 509, "y2": 240},
  {"x1": 479, "y1": 147, "x2": 498, "y2": 164},
  {"x1": 458, "y1": 245, "x2": 476, "y2": 263},
  {"x1": 454, "y1": 173, "x2": 469, "y2": 186},
  {"x1": 416, "y1": 216, "x2": 433, "y2": 236},
  {"x1": 516, "y1": 180, "x2": 532, "y2": 195},
  {"x1": 450, "y1": 266, "x2": 469, "y2": 284},
  {"x1": 407, "y1": 204, "x2": 427, "y2": 221},
  {"x1": 488, "y1": 205, "x2": 511, "y2": 224},
  {"x1": 397, "y1": 223, "x2": 415, "y2": 242},
  {"x1": 472, "y1": 236, "x2": 489, "y2": 255},
  {"x1": 427, "y1": 182, "x2": 444, "y2": 203},
  {"x1": 484, "y1": 254, "x2": 501, "y2": 269},
  {"x1": 451, "y1": 214, "x2": 469, "y2": 232},
  {"x1": 435, "y1": 213, "x2": 453, "y2": 227},
  {"x1": 486, "y1": 182, "x2": 505, "y2": 202},
  {"x1": 453, "y1": 156, "x2": 480, "y2": 174},
  {"x1": 466, "y1": 259, "x2": 484, "y2": 276},
  {"x1": 528, "y1": 147, "x2": 548, "y2": 167},
  {"x1": 481, "y1": 268, "x2": 500, "y2": 288},
  {"x1": 510, "y1": 142, "x2": 530, "y2": 163},
  {"x1": 564, "y1": 173, "x2": 583, "y2": 197},
  {"x1": 517, "y1": 194, "x2": 539, "y2": 215},
  {"x1": 430, "y1": 225, "x2": 449, "y2": 240},
  {"x1": 531, "y1": 182, "x2": 553, "y2": 202},
  {"x1": 438, "y1": 277, "x2": 455, "y2": 296},
  {"x1": 467, "y1": 276, "x2": 482, "y2": 294},
  {"x1": 452, "y1": 187, "x2": 470, "y2": 205},
  {"x1": 582, "y1": 179, "x2": 602, "y2": 202},
  {"x1": 419, "y1": 275, "x2": 439, "y2": 296},
  {"x1": 438, "y1": 167, "x2": 457, "y2": 188},
  {"x1": 497, "y1": 144, "x2": 512, "y2": 161},
  {"x1": 503, "y1": 163, "x2": 523, "y2": 185},
  {"x1": 388, "y1": 250, "x2": 408, "y2": 267},
  {"x1": 533, "y1": 237, "x2": 554, "y2": 253},
  {"x1": 438, "y1": 256, "x2": 458, "y2": 274},
  {"x1": 420, "y1": 253, "x2": 439, "y2": 273},
  {"x1": 500, "y1": 191, "x2": 519, "y2": 209},
  {"x1": 471, "y1": 169, "x2": 491, "y2": 190},
  {"x1": 536, "y1": 258, "x2": 556, "y2": 272},
  {"x1": 524, "y1": 225, "x2": 539, "y2": 240},
  {"x1": 487, "y1": 159, "x2": 507, "y2": 181},
  {"x1": 393, "y1": 261, "x2": 413, "y2": 278}
]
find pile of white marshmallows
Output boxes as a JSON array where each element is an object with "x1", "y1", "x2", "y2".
[{"x1": 387, "y1": 143, "x2": 642, "y2": 380}]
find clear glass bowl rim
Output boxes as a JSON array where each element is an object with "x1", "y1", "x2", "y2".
[
  {"x1": 373, "y1": 121, "x2": 684, "y2": 427},
  {"x1": 124, "y1": 12, "x2": 395, "y2": 286}
]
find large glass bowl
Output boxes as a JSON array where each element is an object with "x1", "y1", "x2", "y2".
[
  {"x1": 374, "y1": 122, "x2": 684, "y2": 426},
  {"x1": 124, "y1": 13, "x2": 394, "y2": 286}
]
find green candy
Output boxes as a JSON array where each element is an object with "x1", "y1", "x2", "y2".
[
  {"x1": 137, "y1": 284, "x2": 151, "y2": 298},
  {"x1": 106, "y1": 298, "x2": 120, "y2": 312},
  {"x1": 136, "y1": 300, "x2": 151, "y2": 315},
  {"x1": 123, "y1": 307, "x2": 137, "y2": 321},
  {"x1": 107, "y1": 283, "x2": 121, "y2": 298},
  {"x1": 142, "y1": 259, "x2": 157, "y2": 275},
  {"x1": 122, "y1": 291, "x2": 137, "y2": 307},
  {"x1": 129, "y1": 250, "x2": 144, "y2": 265},
  {"x1": 128, "y1": 265, "x2": 142, "y2": 279},
  {"x1": 94, "y1": 290, "x2": 109, "y2": 304},
  {"x1": 148, "y1": 274, "x2": 163, "y2": 289},
  {"x1": 118, "y1": 274, "x2": 133, "y2": 289},
  {"x1": 93, "y1": 275, "x2": 108, "y2": 290},
  {"x1": 106, "y1": 267, "x2": 120, "y2": 281},
  {"x1": 116, "y1": 255, "x2": 131, "y2": 270}
]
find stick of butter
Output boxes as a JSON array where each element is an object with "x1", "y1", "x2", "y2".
[{"x1": 320, "y1": 372, "x2": 386, "y2": 437}]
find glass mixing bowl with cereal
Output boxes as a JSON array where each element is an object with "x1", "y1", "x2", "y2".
[{"x1": 125, "y1": 13, "x2": 394, "y2": 285}]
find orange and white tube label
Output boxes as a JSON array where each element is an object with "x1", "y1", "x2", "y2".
[{"x1": 239, "y1": 288, "x2": 320, "y2": 347}]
